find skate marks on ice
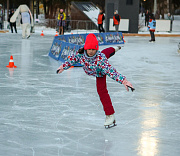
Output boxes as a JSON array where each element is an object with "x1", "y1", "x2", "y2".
[
  {"x1": 39, "y1": 71, "x2": 122, "y2": 155},
  {"x1": 1, "y1": 34, "x2": 104, "y2": 155},
  {"x1": 1, "y1": 81, "x2": 105, "y2": 155},
  {"x1": 1, "y1": 34, "x2": 180, "y2": 155}
]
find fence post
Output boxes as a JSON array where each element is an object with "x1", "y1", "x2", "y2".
[
  {"x1": 86, "y1": 21, "x2": 88, "y2": 34},
  {"x1": 77, "y1": 21, "x2": 79, "y2": 34}
]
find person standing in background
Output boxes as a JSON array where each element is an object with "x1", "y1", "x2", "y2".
[
  {"x1": 155, "y1": 10, "x2": 160, "y2": 19},
  {"x1": 10, "y1": 5, "x2": 33, "y2": 39},
  {"x1": 57, "y1": 9, "x2": 66, "y2": 35},
  {"x1": 113, "y1": 10, "x2": 120, "y2": 32},
  {"x1": 166, "y1": 13, "x2": 173, "y2": 32},
  {"x1": 97, "y1": 9, "x2": 105, "y2": 33},
  {"x1": 148, "y1": 14, "x2": 156, "y2": 42},
  {"x1": 145, "y1": 10, "x2": 150, "y2": 26},
  {"x1": 0, "y1": 4, "x2": 4, "y2": 29},
  {"x1": 20, "y1": 6, "x2": 33, "y2": 39},
  {"x1": 66, "y1": 14, "x2": 71, "y2": 32},
  {"x1": 8, "y1": 9, "x2": 17, "y2": 33}
]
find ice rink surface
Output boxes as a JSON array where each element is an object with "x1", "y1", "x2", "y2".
[{"x1": 0, "y1": 32, "x2": 180, "y2": 156}]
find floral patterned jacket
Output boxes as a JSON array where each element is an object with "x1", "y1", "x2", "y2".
[{"x1": 62, "y1": 49, "x2": 125, "y2": 84}]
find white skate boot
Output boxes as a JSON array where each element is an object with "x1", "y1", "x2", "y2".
[{"x1": 104, "y1": 114, "x2": 117, "y2": 129}]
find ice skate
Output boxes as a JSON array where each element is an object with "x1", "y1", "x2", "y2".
[
  {"x1": 149, "y1": 40, "x2": 155, "y2": 43},
  {"x1": 104, "y1": 114, "x2": 117, "y2": 129}
]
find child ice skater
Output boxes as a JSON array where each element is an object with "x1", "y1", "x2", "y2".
[
  {"x1": 57, "y1": 33, "x2": 134, "y2": 128},
  {"x1": 148, "y1": 14, "x2": 156, "y2": 42}
]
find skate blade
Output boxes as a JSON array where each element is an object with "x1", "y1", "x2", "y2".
[{"x1": 104, "y1": 121, "x2": 117, "y2": 129}]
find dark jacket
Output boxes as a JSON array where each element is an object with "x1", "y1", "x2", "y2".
[
  {"x1": 145, "y1": 12, "x2": 150, "y2": 21},
  {"x1": 8, "y1": 12, "x2": 14, "y2": 23},
  {"x1": 98, "y1": 13, "x2": 105, "y2": 24}
]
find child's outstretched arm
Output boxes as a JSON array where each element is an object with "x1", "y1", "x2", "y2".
[
  {"x1": 56, "y1": 51, "x2": 82, "y2": 74},
  {"x1": 101, "y1": 58, "x2": 135, "y2": 92},
  {"x1": 57, "y1": 65, "x2": 64, "y2": 74},
  {"x1": 122, "y1": 78, "x2": 135, "y2": 92}
]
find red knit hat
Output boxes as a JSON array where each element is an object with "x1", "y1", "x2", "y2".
[{"x1": 84, "y1": 33, "x2": 99, "y2": 50}]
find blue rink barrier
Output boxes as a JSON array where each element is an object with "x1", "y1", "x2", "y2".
[{"x1": 49, "y1": 32, "x2": 124, "y2": 66}]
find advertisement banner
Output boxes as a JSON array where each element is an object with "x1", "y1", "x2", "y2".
[
  {"x1": 49, "y1": 39, "x2": 64, "y2": 60},
  {"x1": 104, "y1": 32, "x2": 124, "y2": 44},
  {"x1": 49, "y1": 32, "x2": 124, "y2": 66},
  {"x1": 56, "y1": 35, "x2": 67, "y2": 42},
  {"x1": 66, "y1": 34, "x2": 86, "y2": 45},
  {"x1": 59, "y1": 42, "x2": 79, "y2": 62},
  {"x1": 94, "y1": 33, "x2": 105, "y2": 45},
  {"x1": 75, "y1": 34, "x2": 86, "y2": 45}
]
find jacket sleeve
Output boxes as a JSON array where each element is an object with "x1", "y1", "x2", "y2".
[
  {"x1": 29, "y1": 10, "x2": 34, "y2": 26},
  {"x1": 100, "y1": 56, "x2": 125, "y2": 84},
  {"x1": 115, "y1": 14, "x2": 120, "y2": 21},
  {"x1": 148, "y1": 19, "x2": 152, "y2": 28},
  {"x1": 62, "y1": 51, "x2": 81, "y2": 70},
  {"x1": 113, "y1": 16, "x2": 115, "y2": 26},
  {"x1": 102, "y1": 14, "x2": 105, "y2": 21},
  {"x1": 63, "y1": 12, "x2": 66, "y2": 20}
]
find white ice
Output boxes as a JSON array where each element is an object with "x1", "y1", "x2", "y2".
[{"x1": 0, "y1": 31, "x2": 180, "y2": 156}]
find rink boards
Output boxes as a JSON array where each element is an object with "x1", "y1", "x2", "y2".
[{"x1": 49, "y1": 32, "x2": 124, "y2": 66}]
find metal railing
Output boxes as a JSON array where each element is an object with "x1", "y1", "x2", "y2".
[{"x1": 34, "y1": 19, "x2": 98, "y2": 32}]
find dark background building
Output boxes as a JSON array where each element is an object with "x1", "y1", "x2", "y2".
[
  {"x1": 0, "y1": 0, "x2": 179, "y2": 31},
  {"x1": 70, "y1": 2, "x2": 98, "y2": 30},
  {"x1": 105, "y1": 0, "x2": 139, "y2": 33}
]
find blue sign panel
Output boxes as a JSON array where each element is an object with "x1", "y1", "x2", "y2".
[{"x1": 49, "y1": 32, "x2": 124, "y2": 66}]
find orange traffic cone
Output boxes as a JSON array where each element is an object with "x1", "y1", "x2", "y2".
[
  {"x1": 40, "y1": 30, "x2": 44, "y2": 36},
  {"x1": 6, "y1": 55, "x2": 17, "y2": 68},
  {"x1": 123, "y1": 36, "x2": 126, "y2": 42},
  {"x1": 55, "y1": 31, "x2": 58, "y2": 36}
]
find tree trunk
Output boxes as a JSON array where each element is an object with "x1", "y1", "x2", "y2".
[
  {"x1": 36, "y1": 0, "x2": 39, "y2": 19},
  {"x1": 43, "y1": 0, "x2": 47, "y2": 18},
  {"x1": 7, "y1": 0, "x2": 9, "y2": 21},
  {"x1": 29, "y1": 0, "x2": 34, "y2": 19},
  {"x1": 66, "y1": 0, "x2": 69, "y2": 16},
  {"x1": 33, "y1": 0, "x2": 34, "y2": 19},
  {"x1": 49, "y1": 1, "x2": 53, "y2": 19}
]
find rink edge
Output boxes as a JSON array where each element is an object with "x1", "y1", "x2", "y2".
[
  {"x1": 123, "y1": 33, "x2": 180, "y2": 37},
  {"x1": 1, "y1": 30, "x2": 179, "y2": 37},
  {"x1": 0, "y1": 30, "x2": 9, "y2": 33}
]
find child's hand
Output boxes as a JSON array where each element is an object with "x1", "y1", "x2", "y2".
[
  {"x1": 122, "y1": 78, "x2": 135, "y2": 92},
  {"x1": 57, "y1": 65, "x2": 64, "y2": 74}
]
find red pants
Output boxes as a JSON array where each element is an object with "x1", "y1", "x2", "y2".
[{"x1": 96, "y1": 47, "x2": 115, "y2": 115}]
